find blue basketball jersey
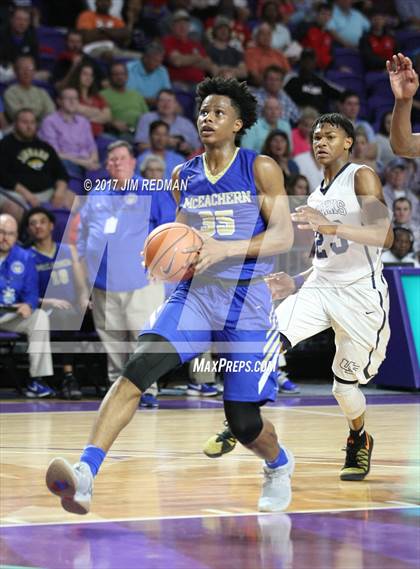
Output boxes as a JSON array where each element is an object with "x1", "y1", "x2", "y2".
[
  {"x1": 31, "y1": 243, "x2": 76, "y2": 302},
  {"x1": 178, "y1": 148, "x2": 274, "y2": 280}
]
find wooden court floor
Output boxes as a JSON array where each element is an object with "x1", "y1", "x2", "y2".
[{"x1": 1, "y1": 400, "x2": 419, "y2": 525}]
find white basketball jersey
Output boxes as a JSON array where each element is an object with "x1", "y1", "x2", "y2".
[{"x1": 308, "y1": 162, "x2": 383, "y2": 284}]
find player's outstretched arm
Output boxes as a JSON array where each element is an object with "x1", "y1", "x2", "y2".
[{"x1": 387, "y1": 53, "x2": 420, "y2": 158}]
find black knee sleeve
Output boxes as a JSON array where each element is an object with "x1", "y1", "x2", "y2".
[
  {"x1": 224, "y1": 400, "x2": 264, "y2": 445},
  {"x1": 122, "y1": 334, "x2": 181, "y2": 392}
]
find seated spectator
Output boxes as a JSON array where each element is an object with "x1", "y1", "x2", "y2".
[
  {"x1": 0, "y1": 213, "x2": 55, "y2": 398},
  {"x1": 261, "y1": 129, "x2": 299, "y2": 181},
  {"x1": 382, "y1": 159, "x2": 418, "y2": 212},
  {"x1": 85, "y1": 0, "x2": 124, "y2": 19},
  {"x1": 52, "y1": 29, "x2": 104, "y2": 91},
  {"x1": 136, "y1": 120, "x2": 184, "y2": 179},
  {"x1": 376, "y1": 112, "x2": 396, "y2": 167},
  {"x1": 26, "y1": 207, "x2": 90, "y2": 400},
  {"x1": 76, "y1": 0, "x2": 130, "y2": 49},
  {"x1": 260, "y1": 1, "x2": 291, "y2": 52},
  {"x1": 204, "y1": 0, "x2": 251, "y2": 51},
  {"x1": 351, "y1": 128, "x2": 382, "y2": 171},
  {"x1": 253, "y1": 65, "x2": 300, "y2": 124},
  {"x1": 382, "y1": 227, "x2": 418, "y2": 266},
  {"x1": 3, "y1": 56, "x2": 55, "y2": 122},
  {"x1": 291, "y1": 107, "x2": 319, "y2": 157},
  {"x1": 393, "y1": 197, "x2": 413, "y2": 229},
  {"x1": 300, "y1": 3, "x2": 333, "y2": 70},
  {"x1": 326, "y1": 0, "x2": 370, "y2": 49},
  {"x1": 0, "y1": 6, "x2": 38, "y2": 69},
  {"x1": 65, "y1": 62, "x2": 111, "y2": 138},
  {"x1": 163, "y1": 10, "x2": 214, "y2": 91},
  {"x1": 256, "y1": 0, "x2": 295, "y2": 23},
  {"x1": 39, "y1": 87, "x2": 100, "y2": 181},
  {"x1": 359, "y1": 8, "x2": 397, "y2": 72},
  {"x1": 101, "y1": 62, "x2": 148, "y2": 143},
  {"x1": 339, "y1": 91, "x2": 377, "y2": 159},
  {"x1": 284, "y1": 49, "x2": 342, "y2": 113},
  {"x1": 284, "y1": 173, "x2": 313, "y2": 272},
  {"x1": 206, "y1": 16, "x2": 247, "y2": 80},
  {"x1": 126, "y1": 42, "x2": 171, "y2": 108},
  {"x1": 139, "y1": 153, "x2": 165, "y2": 179},
  {"x1": 139, "y1": 153, "x2": 177, "y2": 224},
  {"x1": 135, "y1": 88, "x2": 201, "y2": 156},
  {"x1": 0, "y1": 109, "x2": 70, "y2": 220},
  {"x1": 241, "y1": 96, "x2": 291, "y2": 153},
  {"x1": 245, "y1": 23, "x2": 290, "y2": 86},
  {"x1": 294, "y1": 148, "x2": 323, "y2": 193},
  {"x1": 287, "y1": 174, "x2": 310, "y2": 197}
]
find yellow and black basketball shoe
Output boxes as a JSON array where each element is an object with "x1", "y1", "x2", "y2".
[
  {"x1": 203, "y1": 421, "x2": 237, "y2": 458},
  {"x1": 340, "y1": 430, "x2": 374, "y2": 481}
]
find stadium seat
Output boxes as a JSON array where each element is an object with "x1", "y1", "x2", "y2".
[
  {"x1": 325, "y1": 70, "x2": 365, "y2": 99},
  {"x1": 395, "y1": 30, "x2": 420, "y2": 55},
  {"x1": 36, "y1": 26, "x2": 66, "y2": 58},
  {"x1": 174, "y1": 88, "x2": 196, "y2": 121},
  {"x1": 365, "y1": 71, "x2": 393, "y2": 98},
  {"x1": 367, "y1": 94, "x2": 393, "y2": 127},
  {"x1": 333, "y1": 47, "x2": 364, "y2": 75}
]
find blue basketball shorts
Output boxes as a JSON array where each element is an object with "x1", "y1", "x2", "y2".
[{"x1": 140, "y1": 279, "x2": 280, "y2": 402}]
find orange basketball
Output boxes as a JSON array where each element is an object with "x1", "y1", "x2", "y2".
[{"x1": 143, "y1": 222, "x2": 203, "y2": 282}]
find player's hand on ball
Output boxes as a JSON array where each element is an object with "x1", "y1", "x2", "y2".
[
  {"x1": 184, "y1": 232, "x2": 227, "y2": 274},
  {"x1": 291, "y1": 206, "x2": 336, "y2": 234},
  {"x1": 264, "y1": 272, "x2": 295, "y2": 300}
]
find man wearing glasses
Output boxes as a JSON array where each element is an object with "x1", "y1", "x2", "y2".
[{"x1": 0, "y1": 214, "x2": 54, "y2": 397}]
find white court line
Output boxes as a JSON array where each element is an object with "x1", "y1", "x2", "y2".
[
  {"x1": 1, "y1": 449, "x2": 416, "y2": 470},
  {"x1": 281, "y1": 408, "x2": 341, "y2": 417},
  {"x1": 1, "y1": 503, "x2": 418, "y2": 529},
  {"x1": 2, "y1": 401, "x2": 418, "y2": 417},
  {"x1": 387, "y1": 500, "x2": 420, "y2": 507}
]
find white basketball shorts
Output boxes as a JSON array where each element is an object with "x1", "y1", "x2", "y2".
[{"x1": 275, "y1": 272, "x2": 390, "y2": 384}]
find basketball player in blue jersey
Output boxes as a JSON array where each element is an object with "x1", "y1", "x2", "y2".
[
  {"x1": 206, "y1": 113, "x2": 394, "y2": 482},
  {"x1": 45, "y1": 77, "x2": 294, "y2": 514},
  {"x1": 26, "y1": 207, "x2": 89, "y2": 399}
]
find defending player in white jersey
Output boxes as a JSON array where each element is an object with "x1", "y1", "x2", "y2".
[{"x1": 205, "y1": 113, "x2": 393, "y2": 482}]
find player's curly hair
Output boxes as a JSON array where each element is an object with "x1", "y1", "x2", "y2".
[
  {"x1": 196, "y1": 77, "x2": 258, "y2": 140},
  {"x1": 310, "y1": 113, "x2": 355, "y2": 152}
]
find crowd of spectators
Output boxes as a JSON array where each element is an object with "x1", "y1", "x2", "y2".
[{"x1": 0, "y1": 0, "x2": 419, "y2": 399}]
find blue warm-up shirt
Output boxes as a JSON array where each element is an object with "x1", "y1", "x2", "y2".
[
  {"x1": 0, "y1": 244, "x2": 39, "y2": 309},
  {"x1": 31, "y1": 243, "x2": 76, "y2": 302},
  {"x1": 77, "y1": 175, "x2": 168, "y2": 292}
]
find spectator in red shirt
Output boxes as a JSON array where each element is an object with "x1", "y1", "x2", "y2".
[
  {"x1": 65, "y1": 62, "x2": 111, "y2": 138},
  {"x1": 300, "y1": 3, "x2": 333, "y2": 70},
  {"x1": 359, "y1": 9, "x2": 397, "y2": 72},
  {"x1": 163, "y1": 10, "x2": 214, "y2": 90}
]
